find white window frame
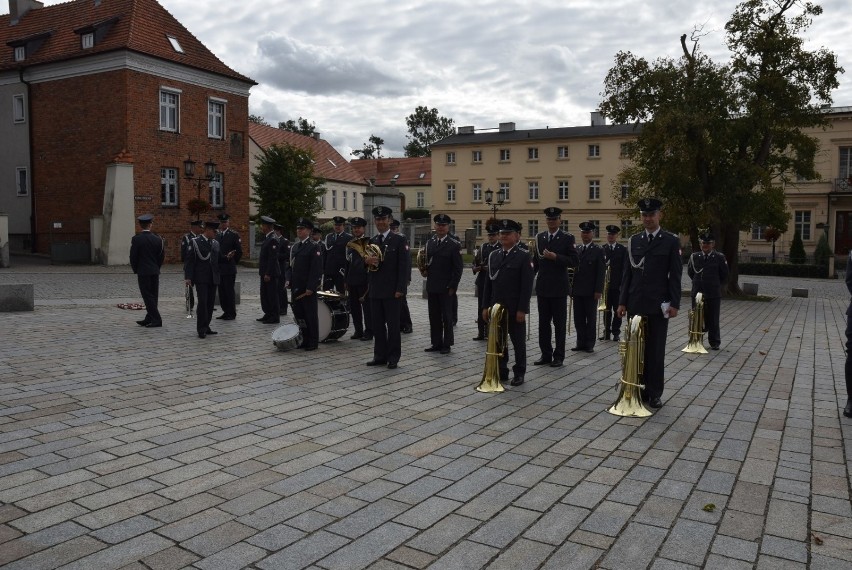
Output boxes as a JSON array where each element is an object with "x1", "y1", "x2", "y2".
[
  {"x1": 559, "y1": 220, "x2": 569, "y2": 232},
  {"x1": 320, "y1": 194, "x2": 326, "y2": 209},
  {"x1": 160, "y1": 167, "x2": 178, "y2": 206},
  {"x1": 210, "y1": 173, "x2": 224, "y2": 208},
  {"x1": 446, "y1": 183, "x2": 456, "y2": 203},
  {"x1": 558, "y1": 180, "x2": 569, "y2": 201},
  {"x1": 15, "y1": 167, "x2": 29, "y2": 197},
  {"x1": 472, "y1": 150, "x2": 482, "y2": 163},
  {"x1": 557, "y1": 146, "x2": 569, "y2": 159},
  {"x1": 528, "y1": 147, "x2": 539, "y2": 160},
  {"x1": 81, "y1": 32, "x2": 94, "y2": 49},
  {"x1": 14, "y1": 46, "x2": 25, "y2": 62},
  {"x1": 499, "y1": 181, "x2": 510, "y2": 202},
  {"x1": 332, "y1": 189, "x2": 338, "y2": 210},
  {"x1": 343, "y1": 190, "x2": 348, "y2": 210},
  {"x1": 472, "y1": 182, "x2": 482, "y2": 202},
  {"x1": 473, "y1": 220, "x2": 482, "y2": 237},
  {"x1": 794, "y1": 210, "x2": 811, "y2": 240},
  {"x1": 159, "y1": 88, "x2": 180, "y2": 132},
  {"x1": 751, "y1": 223, "x2": 765, "y2": 240},
  {"x1": 446, "y1": 151, "x2": 456, "y2": 165},
  {"x1": 620, "y1": 182, "x2": 631, "y2": 200},
  {"x1": 528, "y1": 181, "x2": 539, "y2": 201},
  {"x1": 416, "y1": 191, "x2": 425, "y2": 208},
  {"x1": 528, "y1": 220, "x2": 539, "y2": 237},
  {"x1": 588, "y1": 179, "x2": 601, "y2": 200},
  {"x1": 499, "y1": 149, "x2": 511, "y2": 162},
  {"x1": 590, "y1": 220, "x2": 600, "y2": 238},
  {"x1": 588, "y1": 144, "x2": 600, "y2": 158},
  {"x1": 840, "y1": 147, "x2": 852, "y2": 179},
  {"x1": 12, "y1": 94, "x2": 26, "y2": 123},
  {"x1": 208, "y1": 98, "x2": 226, "y2": 139},
  {"x1": 353, "y1": 192, "x2": 358, "y2": 211}
]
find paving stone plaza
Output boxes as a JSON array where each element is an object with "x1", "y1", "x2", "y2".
[{"x1": 1, "y1": 259, "x2": 852, "y2": 569}]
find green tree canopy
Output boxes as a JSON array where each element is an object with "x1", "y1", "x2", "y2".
[
  {"x1": 404, "y1": 106, "x2": 455, "y2": 157},
  {"x1": 248, "y1": 114, "x2": 270, "y2": 126},
  {"x1": 279, "y1": 117, "x2": 318, "y2": 136},
  {"x1": 352, "y1": 135, "x2": 385, "y2": 159},
  {"x1": 598, "y1": 0, "x2": 842, "y2": 294},
  {"x1": 250, "y1": 143, "x2": 326, "y2": 231}
]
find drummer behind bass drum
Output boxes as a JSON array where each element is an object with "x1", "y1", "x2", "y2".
[{"x1": 290, "y1": 218, "x2": 323, "y2": 351}]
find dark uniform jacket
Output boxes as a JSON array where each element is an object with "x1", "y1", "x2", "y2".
[
  {"x1": 483, "y1": 246, "x2": 534, "y2": 313},
  {"x1": 277, "y1": 236, "x2": 291, "y2": 282},
  {"x1": 688, "y1": 250, "x2": 728, "y2": 299},
  {"x1": 180, "y1": 231, "x2": 198, "y2": 263},
  {"x1": 368, "y1": 231, "x2": 408, "y2": 299},
  {"x1": 603, "y1": 242, "x2": 627, "y2": 294},
  {"x1": 619, "y1": 230, "x2": 682, "y2": 314},
  {"x1": 345, "y1": 238, "x2": 370, "y2": 287},
  {"x1": 324, "y1": 231, "x2": 352, "y2": 278},
  {"x1": 533, "y1": 229, "x2": 579, "y2": 296},
  {"x1": 475, "y1": 242, "x2": 499, "y2": 289},
  {"x1": 425, "y1": 236, "x2": 463, "y2": 294},
  {"x1": 259, "y1": 232, "x2": 281, "y2": 278},
  {"x1": 130, "y1": 231, "x2": 164, "y2": 276},
  {"x1": 290, "y1": 239, "x2": 323, "y2": 294},
  {"x1": 184, "y1": 236, "x2": 221, "y2": 285},
  {"x1": 572, "y1": 242, "x2": 605, "y2": 297},
  {"x1": 216, "y1": 228, "x2": 242, "y2": 275}
]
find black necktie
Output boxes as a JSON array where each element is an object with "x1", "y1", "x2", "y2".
[
  {"x1": 548, "y1": 234, "x2": 553, "y2": 244},
  {"x1": 502, "y1": 250, "x2": 508, "y2": 260},
  {"x1": 648, "y1": 233, "x2": 654, "y2": 243},
  {"x1": 377, "y1": 234, "x2": 384, "y2": 245}
]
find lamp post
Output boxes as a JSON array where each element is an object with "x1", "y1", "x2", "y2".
[
  {"x1": 183, "y1": 156, "x2": 216, "y2": 220},
  {"x1": 484, "y1": 187, "x2": 505, "y2": 219}
]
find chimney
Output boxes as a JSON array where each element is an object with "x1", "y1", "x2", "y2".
[
  {"x1": 312, "y1": 132, "x2": 321, "y2": 140},
  {"x1": 9, "y1": 0, "x2": 43, "y2": 25},
  {"x1": 590, "y1": 111, "x2": 607, "y2": 126},
  {"x1": 498, "y1": 122, "x2": 516, "y2": 133}
]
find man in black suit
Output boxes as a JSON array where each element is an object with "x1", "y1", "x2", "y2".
[
  {"x1": 422, "y1": 213, "x2": 464, "y2": 354},
  {"x1": 184, "y1": 220, "x2": 221, "y2": 338},
  {"x1": 688, "y1": 232, "x2": 729, "y2": 349},
  {"x1": 533, "y1": 207, "x2": 579, "y2": 367},
  {"x1": 215, "y1": 213, "x2": 242, "y2": 321},
  {"x1": 482, "y1": 219, "x2": 534, "y2": 386},
  {"x1": 290, "y1": 218, "x2": 323, "y2": 351},
  {"x1": 391, "y1": 219, "x2": 413, "y2": 334},
  {"x1": 617, "y1": 198, "x2": 682, "y2": 409},
  {"x1": 365, "y1": 206, "x2": 409, "y2": 369},
  {"x1": 345, "y1": 217, "x2": 372, "y2": 341},
  {"x1": 571, "y1": 221, "x2": 605, "y2": 353},
  {"x1": 473, "y1": 224, "x2": 500, "y2": 340},
  {"x1": 129, "y1": 214, "x2": 164, "y2": 328},
  {"x1": 257, "y1": 215, "x2": 281, "y2": 323},
  {"x1": 323, "y1": 216, "x2": 351, "y2": 293},
  {"x1": 600, "y1": 225, "x2": 627, "y2": 342},
  {"x1": 274, "y1": 223, "x2": 291, "y2": 316},
  {"x1": 180, "y1": 220, "x2": 202, "y2": 317}
]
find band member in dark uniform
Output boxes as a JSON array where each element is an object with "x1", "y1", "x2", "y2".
[
  {"x1": 345, "y1": 217, "x2": 373, "y2": 340},
  {"x1": 180, "y1": 219, "x2": 202, "y2": 316},
  {"x1": 184, "y1": 220, "x2": 221, "y2": 338},
  {"x1": 323, "y1": 216, "x2": 351, "y2": 293},
  {"x1": 390, "y1": 219, "x2": 413, "y2": 334},
  {"x1": 448, "y1": 220, "x2": 461, "y2": 326},
  {"x1": 274, "y1": 223, "x2": 291, "y2": 316},
  {"x1": 257, "y1": 215, "x2": 281, "y2": 323},
  {"x1": 844, "y1": 251, "x2": 852, "y2": 418},
  {"x1": 600, "y1": 225, "x2": 627, "y2": 341},
  {"x1": 482, "y1": 219, "x2": 534, "y2": 386},
  {"x1": 473, "y1": 224, "x2": 500, "y2": 340},
  {"x1": 532, "y1": 207, "x2": 579, "y2": 367},
  {"x1": 688, "y1": 232, "x2": 728, "y2": 349},
  {"x1": 290, "y1": 218, "x2": 323, "y2": 351},
  {"x1": 366, "y1": 206, "x2": 409, "y2": 369},
  {"x1": 571, "y1": 221, "x2": 605, "y2": 353},
  {"x1": 422, "y1": 213, "x2": 463, "y2": 354},
  {"x1": 130, "y1": 214, "x2": 164, "y2": 328},
  {"x1": 215, "y1": 213, "x2": 242, "y2": 321},
  {"x1": 617, "y1": 198, "x2": 682, "y2": 409}
]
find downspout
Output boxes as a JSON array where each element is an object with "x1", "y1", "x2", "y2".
[{"x1": 19, "y1": 67, "x2": 35, "y2": 253}]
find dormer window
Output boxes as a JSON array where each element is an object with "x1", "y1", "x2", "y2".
[
  {"x1": 13, "y1": 46, "x2": 25, "y2": 61},
  {"x1": 82, "y1": 33, "x2": 94, "y2": 49},
  {"x1": 167, "y1": 35, "x2": 184, "y2": 53},
  {"x1": 73, "y1": 17, "x2": 118, "y2": 50}
]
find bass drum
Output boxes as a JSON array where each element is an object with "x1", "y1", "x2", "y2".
[
  {"x1": 271, "y1": 324, "x2": 302, "y2": 351},
  {"x1": 317, "y1": 293, "x2": 350, "y2": 342}
]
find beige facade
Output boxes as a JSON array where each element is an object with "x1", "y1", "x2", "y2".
[{"x1": 432, "y1": 109, "x2": 852, "y2": 261}]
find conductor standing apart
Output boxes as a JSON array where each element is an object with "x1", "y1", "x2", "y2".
[
  {"x1": 687, "y1": 232, "x2": 728, "y2": 349},
  {"x1": 257, "y1": 216, "x2": 281, "y2": 323},
  {"x1": 600, "y1": 225, "x2": 627, "y2": 341},
  {"x1": 215, "y1": 213, "x2": 242, "y2": 320},
  {"x1": 184, "y1": 220, "x2": 221, "y2": 338},
  {"x1": 290, "y1": 218, "x2": 323, "y2": 351},
  {"x1": 572, "y1": 221, "x2": 605, "y2": 353},
  {"x1": 617, "y1": 198, "x2": 682, "y2": 409},
  {"x1": 129, "y1": 214, "x2": 164, "y2": 328},
  {"x1": 422, "y1": 214, "x2": 463, "y2": 354}
]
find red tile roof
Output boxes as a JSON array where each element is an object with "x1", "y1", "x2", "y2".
[
  {"x1": 348, "y1": 157, "x2": 431, "y2": 187},
  {"x1": 249, "y1": 122, "x2": 366, "y2": 185},
  {"x1": 0, "y1": 0, "x2": 254, "y2": 83}
]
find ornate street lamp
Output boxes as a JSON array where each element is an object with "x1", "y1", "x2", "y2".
[
  {"x1": 183, "y1": 156, "x2": 216, "y2": 219},
  {"x1": 484, "y1": 186, "x2": 505, "y2": 218}
]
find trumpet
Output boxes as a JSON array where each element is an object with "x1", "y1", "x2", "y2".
[
  {"x1": 682, "y1": 292, "x2": 708, "y2": 354},
  {"x1": 608, "y1": 315, "x2": 652, "y2": 417},
  {"x1": 596, "y1": 262, "x2": 611, "y2": 338},
  {"x1": 476, "y1": 303, "x2": 507, "y2": 393},
  {"x1": 346, "y1": 237, "x2": 383, "y2": 272}
]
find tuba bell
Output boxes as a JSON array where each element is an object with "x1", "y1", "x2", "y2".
[
  {"x1": 682, "y1": 292, "x2": 708, "y2": 353},
  {"x1": 607, "y1": 315, "x2": 652, "y2": 417},
  {"x1": 476, "y1": 303, "x2": 507, "y2": 393},
  {"x1": 346, "y1": 236, "x2": 383, "y2": 272}
]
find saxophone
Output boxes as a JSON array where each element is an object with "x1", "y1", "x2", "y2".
[
  {"x1": 607, "y1": 315, "x2": 652, "y2": 417},
  {"x1": 476, "y1": 303, "x2": 507, "y2": 393}
]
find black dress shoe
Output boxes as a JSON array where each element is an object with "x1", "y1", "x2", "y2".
[
  {"x1": 599, "y1": 334, "x2": 611, "y2": 341},
  {"x1": 351, "y1": 332, "x2": 364, "y2": 340},
  {"x1": 612, "y1": 336, "x2": 620, "y2": 342},
  {"x1": 440, "y1": 348, "x2": 451, "y2": 354},
  {"x1": 360, "y1": 334, "x2": 374, "y2": 341},
  {"x1": 136, "y1": 320, "x2": 149, "y2": 326},
  {"x1": 198, "y1": 332, "x2": 206, "y2": 339},
  {"x1": 550, "y1": 360, "x2": 564, "y2": 367},
  {"x1": 570, "y1": 347, "x2": 582, "y2": 351},
  {"x1": 256, "y1": 317, "x2": 267, "y2": 321},
  {"x1": 387, "y1": 362, "x2": 398, "y2": 369},
  {"x1": 366, "y1": 359, "x2": 387, "y2": 366},
  {"x1": 533, "y1": 358, "x2": 552, "y2": 365},
  {"x1": 510, "y1": 376, "x2": 525, "y2": 386},
  {"x1": 844, "y1": 399, "x2": 852, "y2": 418},
  {"x1": 472, "y1": 335, "x2": 485, "y2": 341},
  {"x1": 216, "y1": 315, "x2": 226, "y2": 320},
  {"x1": 710, "y1": 345, "x2": 720, "y2": 350},
  {"x1": 584, "y1": 348, "x2": 594, "y2": 353},
  {"x1": 145, "y1": 323, "x2": 162, "y2": 328},
  {"x1": 649, "y1": 397, "x2": 663, "y2": 409},
  {"x1": 401, "y1": 326, "x2": 413, "y2": 334},
  {"x1": 424, "y1": 346, "x2": 441, "y2": 352},
  {"x1": 264, "y1": 319, "x2": 280, "y2": 324},
  {"x1": 206, "y1": 329, "x2": 218, "y2": 335}
]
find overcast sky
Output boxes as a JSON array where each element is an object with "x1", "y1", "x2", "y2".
[{"x1": 36, "y1": 0, "x2": 852, "y2": 158}]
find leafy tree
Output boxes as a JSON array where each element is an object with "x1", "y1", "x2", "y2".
[
  {"x1": 813, "y1": 231, "x2": 832, "y2": 270},
  {"x1": 599, "y1": 0, "x2": 842, "y2": 294},
  {"x1": 278, "y1": 117, "x2": 318, "y2": 136},
  {"x1": 789, "y1": 229, "x2": 806, "y2": 264},
  {"x1": 403, "y1": 106, "x2": 455, "y2": 157},
  {"x1": 352, "y1": 135, "x2": 385, "y2": 159},
  {"x1": 249, "y1": 114, "x2": 270, "y2": 126},
  {"x1": 402, "y1": 208, "x2": 431, "y2": 220},
  {"x1": 250, "y1": 143, "x2": 326, "y2": 231}
]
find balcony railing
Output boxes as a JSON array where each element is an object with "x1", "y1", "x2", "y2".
[{"x1": 834, "y1": 178, "x2": 852, "y2": 192}]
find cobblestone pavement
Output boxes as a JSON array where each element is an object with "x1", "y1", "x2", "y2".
[{"x1": 1, "y1": 258, "x2": 851, "y2": 569}]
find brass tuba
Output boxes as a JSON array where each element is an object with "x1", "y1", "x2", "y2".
[
  {"x1": 682, "y1": 292, "x2": 708, "y2": 353},
  {"x1": 346, "y1": 236, "x2": 383, "y2": 272},
  {"x1": 607, "y1": 315, "x2": 652, "y2": 417},
  {"x1": 476, "y1": 303, "x2": 507, "y2": 393}
]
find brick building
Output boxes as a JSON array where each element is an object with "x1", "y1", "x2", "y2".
[{"x1": 0, "y1": 0, "x2": 255, "y2": 263}]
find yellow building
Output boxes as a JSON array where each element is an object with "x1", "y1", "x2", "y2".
[{"x1": 431, "y1": 108, "x2": 852, "y2": 263}]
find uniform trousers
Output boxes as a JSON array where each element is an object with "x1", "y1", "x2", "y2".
[
  {"x1": 537, "y1": 295, "x2": 567, "y2": 361},
  {"x1": 260, "y1": 278, "x2": 280, "y2": 320},
  {"x1": 640, "y1": 312, "x2": 669, "y2": 401},
  {"x1": 602, "y1": 289, "x2": 622, "y2": 338},
  {"x1": 400, "y1": 297, "x2": 412, "y2": 329},
  {"x1": 293, "y1": 294, "x2": 319, "y2": 348},
  {"x1": 499, "y1": 311, "x2": 527, "y2": 379},
  {"x1": 372, "y1": 297, "x2": 401, "y2": 364},
  {"x1": 138, "y1": 275, "x2": 161, "y2": 325},
  {"x1": 475, "y1": 284, "x2": 487, "y2": 336},
  {"x1": 845, "y1": 303, "x2": 852, "y2": 399},
  {"x1": 326, "y1": 273, "x2": 346, "y2": 294},
  {"x1": 348, "y1": 284, "x2": 371, "y2": 336},
  {"x1": 572, "y1": 296, "x2": 597, "y2": 350},
  {"x1": 217, "y1": 275, "x2": 237, "y2": 318},
  {"x1": 699, "y1": 296, "x2": 722, "y2": 346},
  {"x1": 427, "y1": 292, "x2": 454, "y2": 349},
  {"x1": 195, "y1": 282, "x2": 215, "y2": 333}
]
